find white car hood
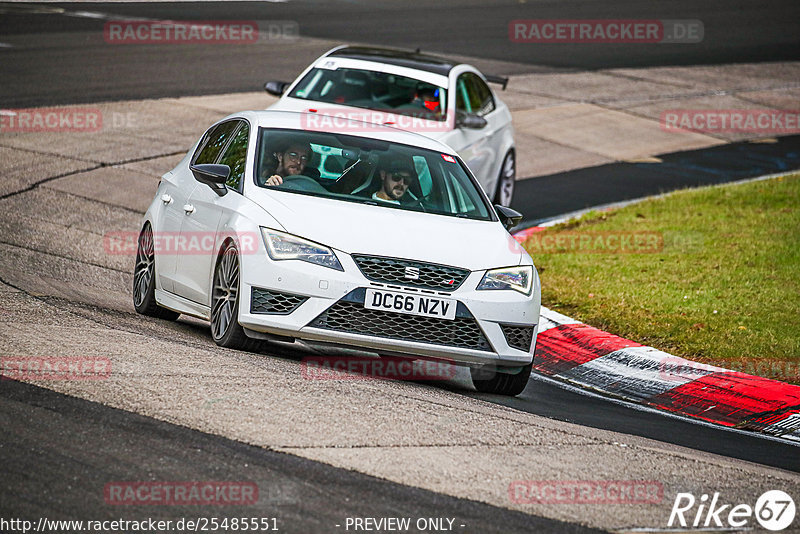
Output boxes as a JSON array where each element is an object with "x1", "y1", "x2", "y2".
[{"x1": 247, "y1": 188, "x2": 525, "y2": 272}]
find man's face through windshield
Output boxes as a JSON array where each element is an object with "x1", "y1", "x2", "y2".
[
  {"x1": 277, "y1": 144, "x2": 311, "y2": 176},
  {"x1": 378, "y1": 166, "x2": 414, "y2": 201}
]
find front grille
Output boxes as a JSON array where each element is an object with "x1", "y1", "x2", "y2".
[
  {"x1": 251, "y1": 288, "x2": 308, "y2": 315},
  {"x1": 309, "y1": 300, "x2": 491, "y2": 352},
  {"x1": 501, "y1": 324, "x2": 535, "y2": 352},
  {"x1": 352, "y1": 254, "x2": 470, "y2": 291}
]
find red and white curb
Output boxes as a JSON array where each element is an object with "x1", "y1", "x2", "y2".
[
  {"x1": 514, "y1": 173, "x2": 800, "y2": 441},
  {"x1": 533, "y1": 307, "x2": 800, "y2": 441}
]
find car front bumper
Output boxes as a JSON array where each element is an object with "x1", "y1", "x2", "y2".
[{"x1": 237, "y1": 249, "x2": 540, "y2": 367}]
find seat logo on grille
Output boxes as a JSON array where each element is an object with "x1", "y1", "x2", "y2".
[{"x1": 404, "y1": 267, "x2": 420, "y2": 280}]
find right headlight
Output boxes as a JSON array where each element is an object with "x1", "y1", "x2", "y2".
[
  {"x1": 260, "y1": 228, "x2": 343, "y2": 271},
  {"x1": 477, "y1": 265, "x2": 533, "y2": 295}
]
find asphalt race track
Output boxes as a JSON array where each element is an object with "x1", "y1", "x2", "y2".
[
  {"x1": 2, "y1": 0, "x2": 800, "y2": 106},
  {"x1": 2, "y1": 2, "x2": 800, "y2": 532},
  {"x1": 0, "y1": 379, "x2": 597, "y2": 534}
]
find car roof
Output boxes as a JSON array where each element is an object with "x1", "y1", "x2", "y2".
[
  {"x1": 229, "y1": 110, "x2": 459, "y2": 154},
  {"x1": 327, "y1": 46, "x2": 457, "y2": 77}
]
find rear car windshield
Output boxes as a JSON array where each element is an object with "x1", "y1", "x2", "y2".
[
  {"x1": 288, "y1": 67, "x2": 448, "y2": 121},
  {"x1": 255, "y1": 128, "x2": 493, "y2": 221}
]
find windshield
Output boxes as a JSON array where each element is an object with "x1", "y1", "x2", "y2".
[
  {"x1": 254, "y1": 128, "x2": 493, "y2": 221},
  {"x1": 288, "y1": 67, "x2": 448, "y2": 121}
]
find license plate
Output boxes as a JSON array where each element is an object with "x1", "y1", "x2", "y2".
[{"x1": 364, "y1": 289, "x2": 457, "y2": 320}]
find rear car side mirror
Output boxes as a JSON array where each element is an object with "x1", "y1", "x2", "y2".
[
  {"x1": 190, "y1": 164, "x2": 230, "y2": 197},
  {"x1": 264, "y1": 80, "x2": 290, "y2": 96},
  {"x1": 456, "y1": 111, "x2": 487, "y2": 130},
  {"x1": 495, "y1": 204, "x2": 523, "y2": 231}
]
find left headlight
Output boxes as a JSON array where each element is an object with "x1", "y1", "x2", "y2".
[
  {"x1": 477, "y1": 265, "x2": 533, "y2": 295},
  {"x1": 261, "y1": 228, "x2": 343, "y2": 271}
]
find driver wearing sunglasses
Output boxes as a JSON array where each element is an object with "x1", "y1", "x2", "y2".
[{"x1": 373, "y1": 158, "x2": 417, "y2": 204}]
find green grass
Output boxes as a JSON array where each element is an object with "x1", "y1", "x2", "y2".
[{"x1": 522, "y1": 173, "x2": 800, "y2": 383}]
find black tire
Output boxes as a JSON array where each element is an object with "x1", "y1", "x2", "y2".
[
  {"x1": 133, "y1": 223, "x2": 180, "y2": 321},
  {"x1": 493, "y1": 150, "x2": 515, "y2": 207},
  {"x1": 470, "y1": 362, "x2": 532, "y2": 396},
  {"x1": 210, "y1": 241, "x2": 262, "y2": 351}
]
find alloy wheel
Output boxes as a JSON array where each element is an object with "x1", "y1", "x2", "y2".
[{"x1": 211, "y1": 244, "x2": 240, "y2": 340}]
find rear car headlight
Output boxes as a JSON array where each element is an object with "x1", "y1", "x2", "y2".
[
  {"x1": 261, "y1": 228, "x2": 343, "y2": 271},
  {"x1": 477, "y1": 265, "x2": 533, "y2": 295}
]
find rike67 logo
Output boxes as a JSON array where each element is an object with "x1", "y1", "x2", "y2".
[{"x1": 668, "y1": 490, "x2": 796, "y2": 531}]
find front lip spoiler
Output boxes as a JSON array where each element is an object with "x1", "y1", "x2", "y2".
[{"x1": 239, "y1": 322, "x2": 533, "y2": 367}]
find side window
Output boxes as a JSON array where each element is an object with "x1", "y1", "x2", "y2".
[
  {"x1": 218, "y1": 122, "x2": 249, "y2": 190},
  {"x1": 471, "y1": 74, "x2": 495, "y2": 117},
  {"x1": 456, "y1": 73, "x2": 495, "y2": 116},
  {"x1": 464, "y1": 73, "x2": 495, "y2": 116},
  {"x1": 193, "y1": 121, "x2": 239, "y2": 165}
]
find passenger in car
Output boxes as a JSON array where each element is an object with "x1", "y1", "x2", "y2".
[
  {"x1": 263, "y1": 141, "x2": 314, "y2": 186},
  {"x1": 371, "y1": 158, "x2": 418, "y2": 204},
  {"x1": 412, "y1": 85, "x2": 441, "y2": 112}
]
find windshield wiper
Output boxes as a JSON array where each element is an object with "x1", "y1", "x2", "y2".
[
  {"x1": 329, "y1": 157, "x2": 375, "y2": 195},
  {"x1": 335, "y1": 159, "x2": 362, "y2": 185}
]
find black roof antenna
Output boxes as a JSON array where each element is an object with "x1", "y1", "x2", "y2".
[{"x1": 415, "y1": 47, "x2": 421, "y2": 54}]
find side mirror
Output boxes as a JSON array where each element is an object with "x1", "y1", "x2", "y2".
[
  {"x1": 456, "y1": 111, "x2": 487, "y2": 129},
  {"x1": 495, "y1": 204, "x2": 523, "y2": 231},
  {"x1": 264, "y1": 80, "x2": 290, "y2": 96},
  {"x1": 190, "y1": 164, "x2": 230, "y2": 197}
]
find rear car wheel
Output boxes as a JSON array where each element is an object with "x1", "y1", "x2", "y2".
[
  {"x1": 211, "y1": 241, "x2": 261, "y2": 351},
  {"x1": 470, "y1": 362, "x2": 532, "y2": 396},
  {"x1": 493, "y1": 150, "x2": 515, "y2": 207},
  {"x1": 133, "y1": 223, "x2": 180, "y2": 321}
]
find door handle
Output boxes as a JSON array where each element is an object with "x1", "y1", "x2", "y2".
[
  {"x1": 161, "y1": 194, "x2": 173, "y2": 205},
  {"x1": 183, "y1": 204, "x2": 195, "y2": 214}
]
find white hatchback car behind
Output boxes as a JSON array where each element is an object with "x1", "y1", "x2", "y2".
[{"x1": 265, "y1": 45, "x2": 517, "y2": 206}]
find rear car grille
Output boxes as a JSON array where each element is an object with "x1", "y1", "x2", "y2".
[
  {"x1": 501, "y1": 324, "x2": 535, "y2": 352},
  {"x1": 309, "y1": 300, "x2": 492, "y2": 352},
  {"x1": 251, "y1": 288, "x2": 308, "y2": 315},
  {"x1": 352, "y1": 254, "x2": 470, "y2": 291}
]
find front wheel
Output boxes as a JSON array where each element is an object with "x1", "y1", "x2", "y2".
[
  {"x1": 493, "y1": 151, "x2": 515, "y2": 207},
  {"x1": 133, "y1": 223, "x2": 180, "y2": 321},
  {"x1": 210, "y1": 241, "x2": 261, "y2": 351},
  {"x1": 470, "y1": 362, "x2": 532, "y2": 396}
]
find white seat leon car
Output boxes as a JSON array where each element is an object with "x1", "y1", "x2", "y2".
[
  {"x1": 265, "y1": 45, "x2": 517, "y2": 206},
  {"x1": 134, "y1": 110, "x2": 540, "y2": 395}
]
